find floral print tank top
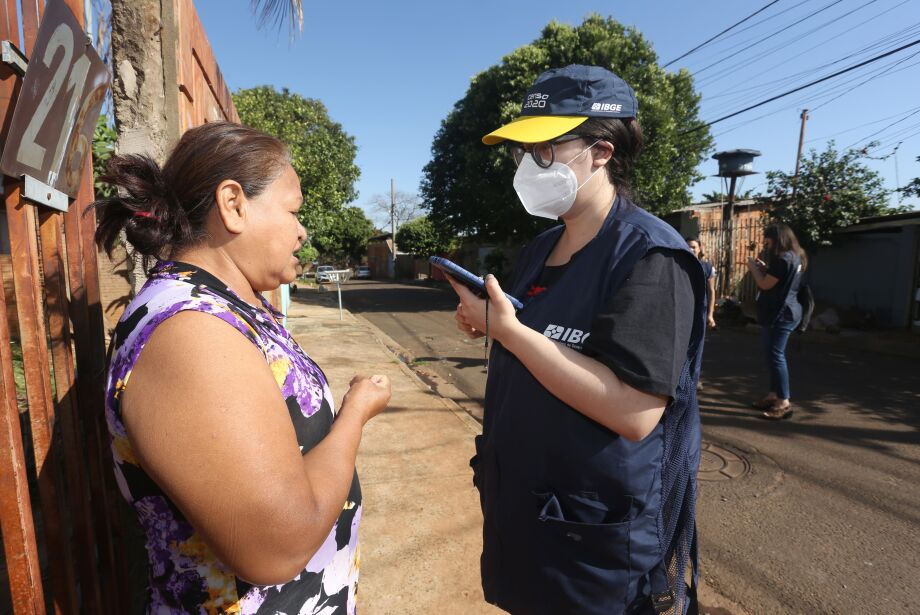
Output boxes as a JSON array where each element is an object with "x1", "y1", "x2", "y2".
[{"x1": 105, "y1": 261, "x2": 361, "y2": 614}]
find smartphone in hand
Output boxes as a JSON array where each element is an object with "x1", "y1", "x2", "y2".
[{"x1": 429, "y1": 257, "x2": 524, "y2": 310}]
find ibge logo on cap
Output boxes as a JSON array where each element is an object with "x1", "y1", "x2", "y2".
[
  {"x1": 523, "y1": 92, "x2": 550, "y2": 109},
  {"x1": 592, "y1": 102, "x2": 623, "y2": 113}
]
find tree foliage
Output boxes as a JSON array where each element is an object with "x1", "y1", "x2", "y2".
[
  {"x1": 309, "y1": 206, "x2": 375, "y2": 264},
  {"x1": 899, "y1": 156, "x2": 920, "y2": 200},
  {"x1": 234, "y1": 86, "x2": 363, "y2": 262},
  {"x1": 420, "y1": 14, "x2": 713, "y2": 242},
  {"x1": 701, "y1": 189, "x2": 756, "y2": 203},
  {"x1": 92, "y1": 114, "x2": 117, "y2": 198},
  {"x1": 251, "y1": 0, "x2": 303, "y2": 35},
  {"x1": 766, "y1": 142, "x2": 896, "y2": 250},
  {"x1": 395, "y1": 216, "x2": 455, "y2": 256}
]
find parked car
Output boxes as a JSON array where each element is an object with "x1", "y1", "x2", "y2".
[
  {"x1": 355, "y1": 265, "x2": 371, "y2": 279},
  {"x1": 316, "y1": 265, "x2": 334, "y2": 283}
]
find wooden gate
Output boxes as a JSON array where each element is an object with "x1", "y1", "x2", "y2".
[
  {"x1": 0, "y1": 1, "x2": 127, "y2": 613},
  {"x1": 698, "y1": 216, "x2": 769, "y2": 305}
]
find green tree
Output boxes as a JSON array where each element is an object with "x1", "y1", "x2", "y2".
[
  {"x1": 899, "y1": 156, "x2": 920, "y2": 200},
  {"x1": 296, "y1": 243, "x2": 319, "y2": 266},
  {"x1": 309, "y1": 206, "x2": 375, "y2": 264},
  {"x1": 701, "y1": 189, "x2": 756, "y2": 203},
  {"x1": 395, "y1": 216, "x2": 456, "y2": 256},
  {"x1": 766, "y1": 142, "x2": 894, "y2": 250},
  {"x1": 93, "y1": 115, "x2": 117, "y2": 198},
  {"x1": 233, "y1": 86, "x2": 360, "y2": 235},
  {"x1": 420, "y1": 14, "x2": 712, "y2": 242}
]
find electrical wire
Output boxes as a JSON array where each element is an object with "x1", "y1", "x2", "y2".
[
  {"x1": 680, "y1": 0, "x2": 819, "y2": 70},
  {"x1": 702, "y1": 1, "x2": 914, "y2": 101},
  {"x1": 684, "y1": 37, "x2": 920, "y2": 133},
  {"x1": 695, "y1": 0, "x2": 885, "y2": 91},
  {"x1": 805, "y1": 104, "x2": 920, "y2": 142},
  {"x1": 847, "y1": 115, "x2": 920, "y2": 150},
  {"x1": 712, "y1": 54, "x2": 920, "y2": 139},
  {"x1": 690, "y1": 0, "x2": 846, "y2": 77},
  {"x1": 663, "y1": 0, "x2": 783, "y2": 68},
  {"x1": 809, "y1": 48, "x2": 920, "y2": 111}
]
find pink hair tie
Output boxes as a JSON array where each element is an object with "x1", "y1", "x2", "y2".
[{"x1": 133, "y1": 211, "x2": 160, "y2": 221}]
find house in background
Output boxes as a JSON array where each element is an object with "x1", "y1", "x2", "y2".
[
  {"x1": 367, "y1": 232, "x2": 394, "y2": 279},
  {"x1": 809, "y1": 211, "x2": 920, "y2": 331}
]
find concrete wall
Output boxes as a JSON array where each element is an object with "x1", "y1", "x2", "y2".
[{"x1": 809, "y1": 225, "x2": 919, "y2": 328}]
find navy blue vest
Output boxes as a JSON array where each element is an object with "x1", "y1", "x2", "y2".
[{"x1": 474, "y1": 197, "x2": 706, "y2": 614}]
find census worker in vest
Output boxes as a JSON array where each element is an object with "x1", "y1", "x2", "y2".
[{"x1": 447, "y1": 65, "x2": 707, "y2": 614}]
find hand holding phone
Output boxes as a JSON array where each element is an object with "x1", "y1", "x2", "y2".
[{"x1": 429, "y1": 257, "x2": 524, "y2": 310}]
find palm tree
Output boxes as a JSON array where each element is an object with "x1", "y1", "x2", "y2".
[{"x1": 250, "y1": 0, "x2": 303, "y2": 34}]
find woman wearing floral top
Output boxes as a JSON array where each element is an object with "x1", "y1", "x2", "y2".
[{"x1": 94, "y1": 121, "x2": 390, "y2": 614}]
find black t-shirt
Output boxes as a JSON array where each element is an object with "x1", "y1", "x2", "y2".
[
  {"x1": 529, "y1": 249, "x2": 696, "y2": 398},
  {"x1": 756, "y1": 251, "x2": 803, "y2": 325}
]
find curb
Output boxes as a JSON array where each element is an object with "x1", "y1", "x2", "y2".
[{"x1": 345, "y1": 310, "x2": 483, "y2": 435}]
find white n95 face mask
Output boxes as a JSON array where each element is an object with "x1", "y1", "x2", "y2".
[{"x1": 512, "y1": 141, "x2": 601, "y2": 220}]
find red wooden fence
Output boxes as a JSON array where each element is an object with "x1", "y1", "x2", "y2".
[{"x1": 0, "y1": 1, "x2": 124, "y2": 613}]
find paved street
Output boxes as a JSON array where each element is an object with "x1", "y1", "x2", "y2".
[{"x1": 337, "y1": 278, "x2": 920, "y2": 615}]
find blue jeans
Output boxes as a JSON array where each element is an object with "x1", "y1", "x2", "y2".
[{"x1": 761, "y1": 320, "x2": 798, "y2": 400}]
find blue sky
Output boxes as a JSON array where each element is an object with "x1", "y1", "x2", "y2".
[{"x1": 196, "y1": 0, "x2": 920, "y2": 227}]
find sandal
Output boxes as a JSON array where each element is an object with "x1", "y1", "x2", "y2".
[
  {"x1": 751, "y1": 397, "x2": 777, "y2": 410},
  {"x1": 761, "y1": 403, "x2": 793, "y2": 420}
]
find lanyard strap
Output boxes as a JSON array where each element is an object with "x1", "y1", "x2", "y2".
[{"x1": 484, "y1": 297, "x2": 490, "y2": 372}]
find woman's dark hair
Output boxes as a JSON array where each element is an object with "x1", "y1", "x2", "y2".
[
  {"x1": 92, "y1": 121, "x2": 290, "y2": 264},
  {"x1": 685, "y1": 236, "x2": 704, "y2": 260},
  {"x1": 764, "y1": 223, "x2": 808, "y2": 270},
  {"x1": 568, "y1": 117, "x2": 644, "y2": 200}
]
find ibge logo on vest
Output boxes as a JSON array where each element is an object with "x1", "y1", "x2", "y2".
[{"x1": 543, "y1": 323, "x2": 591, "y2": 350}]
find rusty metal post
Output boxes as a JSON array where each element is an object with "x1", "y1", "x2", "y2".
[
  {"x1": 0, "y1": 260, "x2": 45, "y2": 615},
  {"x1": 38, "y1": 209, "x2": 104, "y2": 615}
]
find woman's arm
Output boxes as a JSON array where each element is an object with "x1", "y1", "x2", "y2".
[
  {"x1": 747, "y1": 257, "x2": 779, "y2": 290},
  {"x1": 450, "y1": 277, "x2": 667, "y2": 442},
  {"x1": 122, "y1": 311, "x2": 390, "y2": 585},
  {"x1": 707, "y1": 275, "x2": 717, "y2": 327}
]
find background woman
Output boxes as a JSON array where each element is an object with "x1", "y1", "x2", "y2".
[
  {"x1": 747, "y1": 222, "x2": 807, "y2": 420},
  {"x1": 686, "y1": 237, "x2": 717, "y2": 329},
  {"x1": 94, "y1": 121, "x2": 390, "y2": 613}
]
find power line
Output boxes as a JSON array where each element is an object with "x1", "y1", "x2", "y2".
[
  {"x1": 681, "y1": 0, "x2": 818, "y2": 69},
  {"x1": 685, "y1": 37, "x2": 920, "y2": 133},
  {"x1": 691, "y1": 0, "x2": 846, "y2": 77},
  {"x1": 697, "y1": 0, "x2": 920, "y2": 102},
  {"x1": 700, "y1": 0, "x2": 817, "y2": 48},
  {"x1": 695, "y1": 0, "x2": 885, "y2": 93},
  {"x1": 805, "y1": 104, "x2": 920, "y2": 142},
  {"x1": 844, "y1": 108, "x2": 920, "y2": 149},
  {"x1": 711, "y1": 53, "x2": 920, "y2": 139},
  {"x1": 809, "y1": 47, "x2": 920, "y2": 111},
  {"x1": 862, "y1": 118, "x2": 920, "y2": 149},
  {"x1": 701, "y1": 2, "x2": 914, "y2": 99},
  {"x1": 663, "y1": 0, "x2": 782, "y2": 68}
]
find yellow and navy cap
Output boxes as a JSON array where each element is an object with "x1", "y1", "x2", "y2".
[{"x1": 482, "y1": 64, "x2": 638, "y2": 145}]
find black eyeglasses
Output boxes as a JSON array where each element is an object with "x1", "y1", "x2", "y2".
[{"x1": 509, "y1": 134, "x2": 588, "y2": 168}]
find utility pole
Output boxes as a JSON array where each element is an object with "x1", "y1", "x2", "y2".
[
  {"x1": 894, "y1": 145, "x2": 902, "y2": 206},
  {"x1": 389, "y1": 178, "x2": 396, "y2": 279},
  {"x1": 792, "y1": 109, "x2": 808, "y2": 197}
]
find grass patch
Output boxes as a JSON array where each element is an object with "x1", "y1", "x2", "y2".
[{"x1": 10, "y1": 340, "x2": 25, "y2": 396}]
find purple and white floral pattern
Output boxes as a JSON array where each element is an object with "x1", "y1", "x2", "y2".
[{"x1": 105, "y1": 261, "x2": 361, "y2": 614}]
